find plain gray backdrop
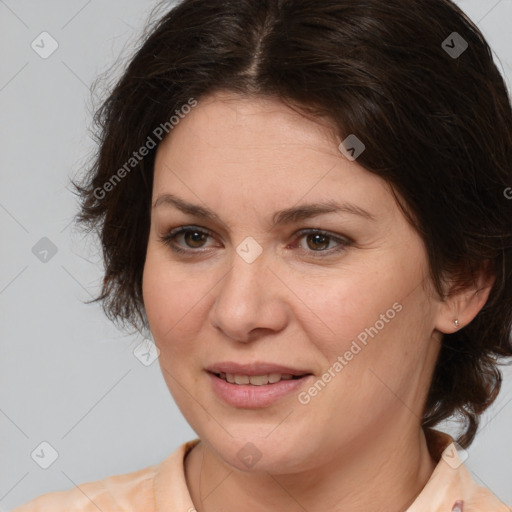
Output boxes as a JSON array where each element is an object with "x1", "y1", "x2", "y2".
[{"x1": 1, "y1": 0, "x2": 511, "y2": 509}]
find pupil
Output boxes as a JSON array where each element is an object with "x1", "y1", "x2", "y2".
[
  {"x1": 308, "y1": 234, "x2": 328, "y2": 250},
  {"x1": 186, "y1": 231, "x2": 206, "y2": 247}
]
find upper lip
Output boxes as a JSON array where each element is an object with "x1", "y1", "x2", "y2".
[{"x1": 206, "y1": 362, "x2": 312, "y2": 376}]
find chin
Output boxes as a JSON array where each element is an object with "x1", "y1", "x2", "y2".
[{"x1": 203, "y1": 429, "x2": 316, "y2": 474}]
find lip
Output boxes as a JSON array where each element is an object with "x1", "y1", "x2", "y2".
[
  {"x1": 206, "y1": 361, "x2": 311, "y2": 377},
  {"x1": 205, "y1": 362, "x2": 314, "y2": 408},
  {"x1": 207, "y1": 372, "x2": 313, "y2": 408}
]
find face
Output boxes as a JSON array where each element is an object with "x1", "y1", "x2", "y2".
[{"x1": 142, "y1": 91, "x2": 443, "y2": 474}]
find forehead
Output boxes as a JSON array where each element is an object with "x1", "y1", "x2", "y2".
[
  {"x1": 157, "y1": 91, "x2": 340, "y2": 161},
  {"x1": 151, "y1": 91, "x2": 397, "y2": 222}
]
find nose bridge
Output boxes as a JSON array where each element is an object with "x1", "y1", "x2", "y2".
[
  {"x1": 224, "y1": 234, "x2": 268, "y2": 290},
  {"x1": 210, "y1": 239, "x2": 286, "y2": 341},
  {"x1": 221, "y1": 240, "x2": 269, "y2": 310}
]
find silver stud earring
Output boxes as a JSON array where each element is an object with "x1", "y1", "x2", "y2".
[{"x1": 454, "y1": 319, "x2": 460, "y2": 329}]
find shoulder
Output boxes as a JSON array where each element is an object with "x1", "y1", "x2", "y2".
[
  {"x1": 11, "y1": 460, "x2": 160, "y2": 512},
  {"x1": 456, "y1": 464, "x2": 512, "y2": 512},
  {"x1": 411, "y1": 429, "x2": 511, "y2": 512},
  {"x1": 11, "y1": 439, "x2": 200, "y2": 512}
]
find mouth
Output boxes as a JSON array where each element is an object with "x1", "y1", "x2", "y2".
[
  {"x1": 209, "y1": 371, "x2": 311, "y2": 386},
  {"x1": 205, "y1": 362, "x2": 314, "y2": 407},
  {"x1": 206, "y1": 369, "x2": 314, "y2": 408}
]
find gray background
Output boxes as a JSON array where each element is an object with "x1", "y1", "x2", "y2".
[{"x1": 1, "y1": 0, "x2": 511, "y2": 509}]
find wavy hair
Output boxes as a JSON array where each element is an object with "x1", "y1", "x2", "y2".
[{"x1": 75, "y1": 0, "x2": 512, "y2": 447}]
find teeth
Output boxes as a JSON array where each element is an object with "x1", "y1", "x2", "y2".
[
  {"x1": 219, "y1": 372, "x2": 298, "y2": 385},
  {"x1": 234, "y1": 374, "x2": 250, "y2": 385},
  {"x1": 246, "y1": 374, "x2": 268, "y2": 386},
  {"x1": 268, "y1": 373, "x2": 282, "y2": 383}
]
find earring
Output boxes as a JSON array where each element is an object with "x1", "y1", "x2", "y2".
[{"x1": 454, "y1": 319, "x2": 460, "y2": 329}]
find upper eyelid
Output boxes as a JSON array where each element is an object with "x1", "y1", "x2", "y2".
[
  {"x1": 165, "y1": 225, "x2": 347, "y2": 238},
  {"x1": 162, "y1": 225, "x2": 351, "y2": 247}
]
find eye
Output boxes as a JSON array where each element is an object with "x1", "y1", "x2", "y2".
[
  {"x1": 159, "y1": 226, "x2": 351, "y2": 257},
  {"x1": 291, "y1": 229, "x2": 351, "y2": 257},
  {"x1": 160, "y1": 226, "x2": 216, "y2": 254}
]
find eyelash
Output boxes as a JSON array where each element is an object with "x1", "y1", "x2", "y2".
[{"x1": 159, "y1": 226, "x2": 352, "y2": 258}]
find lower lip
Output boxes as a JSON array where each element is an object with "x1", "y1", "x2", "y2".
[{"x1": 207, "y1": 372, "x2": 313, "y2": 408}]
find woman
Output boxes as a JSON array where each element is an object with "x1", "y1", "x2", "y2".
[{"x1": 13, "y1": 0, "x2": 512, "y2": 510}]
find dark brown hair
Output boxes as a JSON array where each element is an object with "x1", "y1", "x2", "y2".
[{"x1": 75, "y1": 0, "x2": 512, "y2": 448}]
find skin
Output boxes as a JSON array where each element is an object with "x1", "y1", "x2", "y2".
[{"x1": 142, "y1": 91, "x2": 493, "y2": 512}]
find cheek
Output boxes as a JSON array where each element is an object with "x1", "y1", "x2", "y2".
[
  {"x1": 301, "y1": 267, "x2": 401, "y2": 350},
  {"x1": 300, "y1": 255, "x2": 431, "y2": 379},
  {"x1": 142, "y1": 248, "x2": 206, "y2": 350}
]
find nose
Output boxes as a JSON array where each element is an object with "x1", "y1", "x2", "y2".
[{"x1": 208, "y1": 247, "x2": 289, "y2": 343}]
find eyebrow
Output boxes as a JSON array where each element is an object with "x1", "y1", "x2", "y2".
[{"x1": 153, "y1": 193, "x2": 376, "y2": 228}]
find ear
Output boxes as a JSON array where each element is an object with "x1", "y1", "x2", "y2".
[{"x1": 434, "y1": 263, "x2": 496, "y2": 334}]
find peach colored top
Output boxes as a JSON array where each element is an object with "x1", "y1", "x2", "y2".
[{"x1": 12, "y1": 430, "x2": 511, "y2": 512}]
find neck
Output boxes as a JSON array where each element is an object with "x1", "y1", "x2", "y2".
[{"x1": 184, "y1": 424, "x2": 437, "y2": 512}]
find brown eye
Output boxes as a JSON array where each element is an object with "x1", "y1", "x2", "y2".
[
  {"x1": 305, "y1": 233, "x2": 331, "y2": 251},
  {"x1": 292, "y1": 229, "x2": 352, "y2": 257},
  {"x1": 183, "y1": 229, "x2": 208, "y2": 248},
  {"x1": 160, "y1": 226, "x2": 215, "y2": 254},
  {"x1": 160, "y1": 226, "x2": 351, "y2": 258}
]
